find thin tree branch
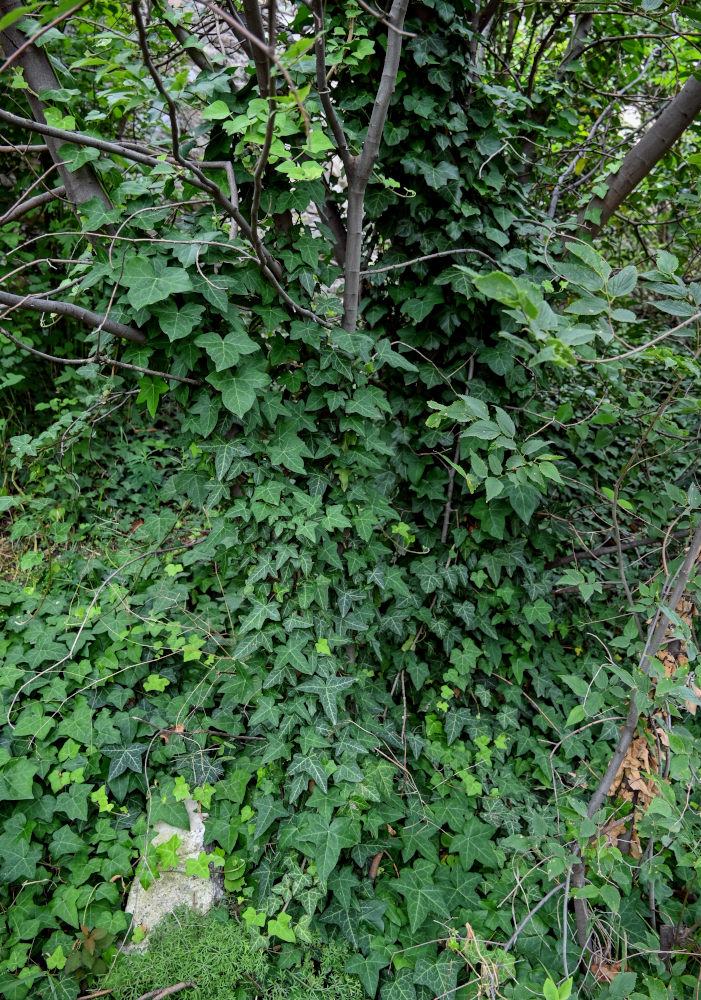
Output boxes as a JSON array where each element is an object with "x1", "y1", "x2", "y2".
[
  {"x1": 0, "y1": 289, "x2": 145, "y2": 343},
  {"x1": 242, "y1": 0, "x2": 271, "y2": 96},
  {"x1": 546, "y1": 529, "x2": 689, "y2": 569},
  {"x1": 164, "y1": 4, "x2": 212, "y2": 72},
  {"x1": 580, "y1": 61, "x2": 701, "y2": 237},
  {"x1": 312, "y1": 0, "x2": 352, "y2": 172},
  {"x1": 0, "y1": 184, "x2": 66, "y2": 225},
  {"x1": 0, "y1": 324, "x2": 199, "y2": 384},
  {"x1": 342, "y1": 0, "x2": 410, "y2": 333},
  {"x1": 132, "y1": 0, "x2": 181, "y2": 160}
]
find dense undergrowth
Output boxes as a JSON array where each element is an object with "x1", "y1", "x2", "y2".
[{"x1": 1, "y1": 2, "x2": 701, "y2": 999}]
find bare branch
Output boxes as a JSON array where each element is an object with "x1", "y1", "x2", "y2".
[
  {"x1": 132, "y1": 0, "x2": 182, "y2": 160},
  {"x1": 581, "y1": 62, "x2": 701, "y2": 237},
  {"x1": 342, "y1": 0, "x2": 410, "y2": 333},
  {"x1": 0, "y1": 185, "x2": 66, "y2": 225},
  {"x1": 0, "y1": 289, "x2": 145, "y2": 344},
  {"x1": 0, "y1": 326, "x2": 199, "y2": 383},
  {"x1": 242, "y1": 0, "x2": 271, "y2": 96},
  {"x1": 0, "y1": 0, "x2": 111, "y2": 214},
  {"x1": 312, "y1": 0, "x2": 352, "y2": 172}
]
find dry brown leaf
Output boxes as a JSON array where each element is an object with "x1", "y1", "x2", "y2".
[{"x1": 591, "y1": 959, "x2": 622, "y2": 983}]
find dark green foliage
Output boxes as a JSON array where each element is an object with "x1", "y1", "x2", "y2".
[{"x1": 1, "y1": 2, "x2": 701, "y2": 999}]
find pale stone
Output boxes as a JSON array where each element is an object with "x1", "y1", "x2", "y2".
[{"x1": 125, "y1": 798, "x2": 224, "y2": 947}]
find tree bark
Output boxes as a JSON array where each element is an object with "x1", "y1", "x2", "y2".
[
  {"x1": 341, "y1": 0, "x2": 410, "y2": 334},
  {"x1": 0, "y1": 0, "x2": 111, "y2": 214},
  {"x1": 580, "y1": 64, "x2": 701, "y2": 237}
]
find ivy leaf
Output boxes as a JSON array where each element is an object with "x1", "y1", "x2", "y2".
[
  {"x1": 207, "y1": 360, "x2": 270, "y2": 417},
  {"x1": 0, "y1": 757, "x2": 38, "y2": 800},
  {"x1": 0, "y1": 815, "x2": 41, "y2": 882},
  {"x1": 298, "y1": 675, "x2": 354, "y2": 725},
  {"x1": 268, "y1": 911, "x2": 296, "y2": 942},
  {"x1": 380, "y1": 967, "x2": 417, "y2": 1000},
  {"x1": 238, "y1": 598, "x2": 281, "y2": 635},
  {"x1": 195, "y1": 329, "x2": 258, "y2": 371},
  {"x1": 154, "y1": 300, "x2": 205, "y2": 341},
  {"x1": 137, "y1": 376, "x2": 169, "y2": 418},
  {"x1": 252, "y1": 793, "x2": 288, "y2": 841},
  {"x1": 50, "y1": 825, "x2": 87, "y2": 857},
  {"x1": 44, "y1": 975, "x2": 80, "y2": 1000},
  {"x1": 185, "y1": 851, "x2": 223, "y2": 878},
  {"x1": 297, "y1": 815, "x2": 357, "y2": 883},
  {"x1": 122, "y1": 258, "x2": 192, "y2": 310},
  {"x1": 395, "y1": 859, "x2": 450, "y2": 932},
  {"x1": 450, "y1": 818, "x2": 498, "y2": 869},
  {"x1": 414, "y1": 953, "x2": 459, "y2": 996},
  {"x1": 288, "y1": 753, "x2": 329, "y2": 794},
  {"x1": 156, "y1": 834, "x2": 182, "y2": 869},
  {"x1": 346, "y1": 950, "x2": 390, "y2": 997},
  {"x1": 268, "y1": 423, "x2": 313, "y2": 474},
  {"x1": 103, "y1": 743, "x2": 146, "y2": 781}
]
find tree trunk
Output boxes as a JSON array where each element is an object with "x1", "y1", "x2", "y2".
[
  {"x1": 580, "y1": 64, "x2": 701, "y2": 237},
  {"x1": 0, "y1": 0, "x2": 111, "y2": 214}
]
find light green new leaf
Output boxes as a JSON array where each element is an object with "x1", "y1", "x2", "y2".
[
  {"x1": 136, "y1": 376, "x2": 169, "y2": 418},
  {"x1": 268, "y1": 912, "x2": 296, "y2": 942}
]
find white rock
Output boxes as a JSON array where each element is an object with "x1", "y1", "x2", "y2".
[{"x1": 125, "y1": 798, "x2": 224, "y2": 947}]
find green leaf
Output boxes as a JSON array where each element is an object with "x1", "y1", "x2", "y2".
[
  {"x1": 207, "y1": 360, "x2": 270, "y2": 417},
  {"x1": 288, "y1": 753, "x2": 329, "y2": 794},
  {"x1": 0, "y1": 757, "x2": 38, "y2": 800},
  {"x1": 268, "y1": 422, "x2": 313, "y2": 474},
  {"x1": 239, "y1": 598, "x2": 281, "y2": 635},
  {"x1": 474, "y1": 271, "x2": 520, "y2": 307},
  {"x1": 0, "y1": 815, "x2": 41, "y2": 882},
  {"x1": 450, "y1": 818, "x2": 498, "y2": 869},
  {"x1": 195, "y1": 328, "x2": 259, "y2": 371},
  {"x1": 137, "y1": 376, "x2": 169, "y2": 418},
  {"x1": 202, "y1": 100, "x2": 232, "y2": 120},
  {"x1": 268, "y1": 911, "x2": 296, "y2": 942},
  {"x1": 607, "y1": 265, "x2": 637, "y2": 297},
  {"x1": 463, "y1": 419, "x2": 500, "y2": 440},
  {"x1": 121, "y1": 258, "x2": 192, "y2": 310},
  {"x1": 156, "y1": 834, "x2": 182, "y2": 869},
  {"x1": 155, "y1": 301, "x2": 205, "y2": 341},
  {"x1": 103, "y1": 743, "x2": 146, "y2": 781},
  {"x1": 50, "y1": 825, "x2": 87, "y2": 857},
  {"x1": 253, "y1": 793, "x2": 288, "y2": 841},
  {"x1": 380, "y1": 966, "x2": 417, "y2": 1000},
  {"x1": 395, "y1": 859, "x2": 450, "y2": 932},
  {"x1": 346, "y1": 950, "x2": 389, "y2": 996},
  {"x1": 506, "y1": 481, "x2": 541, "y2": 523},
  {"x1": 185, "y1": 851, "x2": 222, "y2": 877},
  {"x1": 656, "y1": 250, "x2": 679, "y2": 274},
  {"x1": 543, "y1": 980, "x2": 559, "y2": 1000}
]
